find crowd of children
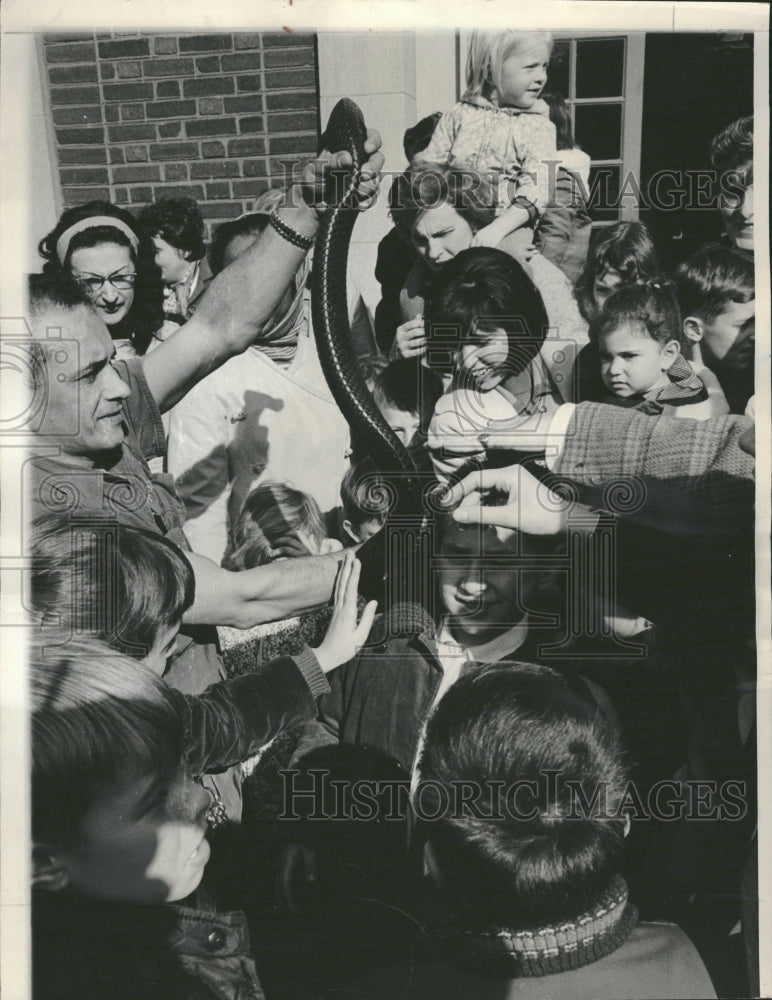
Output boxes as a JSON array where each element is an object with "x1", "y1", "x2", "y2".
[{"x1": 23, "y1": 26, "x2": 758, "y2": 1000}]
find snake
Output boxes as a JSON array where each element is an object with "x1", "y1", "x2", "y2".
[{"x1": 311, "y1": 99, "x2": 425, "y2": 528}]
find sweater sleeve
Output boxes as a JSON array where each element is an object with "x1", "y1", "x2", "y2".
[
  {"x1": 553, "y1": 403, "x2": 754, "y2": 535},
  {"x1": 178, "y1": 649, "x2": 330, "y2": 774}
]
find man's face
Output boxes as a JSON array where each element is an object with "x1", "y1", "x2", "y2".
[
  {"x1": 719, "y1": 180, "x2": 754, "y2": 252},
  {"x1": 700, "y1": 298, "x2": 755, "y2": 366},
  {"x1": 438, "y1": 520, "x2": 540, "y2": 643},
  {"x1": 152, "y1": 235, "x2": 191, "y2": 284},
  {"x1": 51, "y1": 764, "x2": 211, "y2": 904},
  {"x1": 33, "y1": 305, "x2": 130, "y2": 458}
]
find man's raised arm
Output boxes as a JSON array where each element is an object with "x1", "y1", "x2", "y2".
[{"x1": 142, "y1": 135, "x2": 384, "y2": 413}]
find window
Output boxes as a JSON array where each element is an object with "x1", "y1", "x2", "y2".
[{"x1": 550, "y1": 34, "x2": 645, "y2": 225}]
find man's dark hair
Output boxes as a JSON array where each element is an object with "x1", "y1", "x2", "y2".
[
  {"x1": 419, "y1": 662, "x2": 628, "y2": 928},
  {"x1": 403, "y1": 112, "x2": 442, "y2": 161},
  {"x1": 138, "y1": 197, "x2": 206, "y2": 261},
  {"x1": 676, "y1": 244, "x2": 755, "y2": 324}
]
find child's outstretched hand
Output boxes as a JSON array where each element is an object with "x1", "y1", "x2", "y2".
[{"x1": 312, "y1": 551, "x2": 378, "y2": 673}]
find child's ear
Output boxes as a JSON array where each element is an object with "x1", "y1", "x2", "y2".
[
  {"x1": 32, "y1": 844, "x2": 70, "y2": 892},
  {"x1": 342, "y1": 520, "x2": 359, "y2": 544},
  {"x1": 660, "y1": 339, "x2": 681, "y2": 370},
  {"x1": 682, "y1": 316, "x2": 705, "y2": 344}
]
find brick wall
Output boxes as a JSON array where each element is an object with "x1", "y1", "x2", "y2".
[{"x1": 42, "y1": 31, "x2": 320, "y2": 235}]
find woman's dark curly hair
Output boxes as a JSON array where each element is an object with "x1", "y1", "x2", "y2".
[{"x1": 38, "y1": 201, "x2": 165, "y2": 356}]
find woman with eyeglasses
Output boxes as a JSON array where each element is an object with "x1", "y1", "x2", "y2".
[{"x1": 38, "y1": 201, "x2": 172, "y2": 358}]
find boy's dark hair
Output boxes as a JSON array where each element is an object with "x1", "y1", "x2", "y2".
[
  {"x1": 209, "y1": 212, "x2": 271, "y2": 276},
  {"x1": 575, "y1": 221, "x2": 662, "y2": 325},
  {"x1": 37, "y1": 201, "x2": 165, "y2": 355},
  {"x1": 418, "y1": 662, "x2": 628, "y2": 927},
  {"x1": 225, "y1": 482, "x2": 327, "y2": 570},
  {"x1": 710, "y1": 115, "x2": 753, "y2": 186},
  {"x1": 594, "y1": 280, "x2": 682, "y2": 350},
  {"x1": 340, "y1": 458, "x2": 392, "y2": 528},
  {"x1": 29, "y1": 514, "x2": 194, "y2": 661},
  {"x1": 676, "y1": 244, "x2": 755, "y2": 324},
  {"x1": 138, "y1": 197, "x2": 206, "y2": 261},
  {"x1": 403, "y1": 112, "x2": 443, "y2": 161},
  {"x1": 372, "y1": 359, "x2": 444, "y2": 433},
  {"x1": 425, "y1": 247, "x2": 548, "y2": 378},
  {"x1": 388, "y1": 162, "x2": 497, "y2": 244},
  {"x1": 31, "y1": 630, "x2": 185, "y2": 849},
  {"x1": 540, "y1": 90, "x2": 574, "y2": 151}
]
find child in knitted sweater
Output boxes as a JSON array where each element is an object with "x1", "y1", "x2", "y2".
[{"x1": 417, "y1": 29, "x2": 558, "y2": 260}]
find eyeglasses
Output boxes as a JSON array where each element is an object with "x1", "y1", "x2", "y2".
[{"x1": 73, "y1": 271, "x2": 137, "y2": 294}]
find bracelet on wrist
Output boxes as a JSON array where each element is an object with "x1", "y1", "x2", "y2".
[{"x1": 269, "y1": 209, "x2": 316, "y2": 252}]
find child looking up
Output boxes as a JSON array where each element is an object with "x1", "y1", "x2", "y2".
[
  {"x1": 593, "y1": 281, "x2": 728, "y2": 419},
  {"x1": 676, "y1": 245, "x2": 755, "y2": 415},
  {"x1": 417, "y1": 29, "x2": 557, "y2": 259}
]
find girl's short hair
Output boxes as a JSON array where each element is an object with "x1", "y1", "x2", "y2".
[
  {"x1": 225, "y1": 482, "x2": 327, "y2": 570},
  {"x1": 209, "y1": 212, "x2": 271, "y2": 276},
  {"x1": 676, "y1": 244, "x2": 755, "y2": 324},
  {"x1": 425, "y1": 247, "x2": 548, "y2": 378},
  {"x1": 575, "y1": 221, "x2": 663, "y2": 325},
  {"x1": 419, "y1": 661, "x2": 627, "y2": 927},
  {"x1": 594, "y1": 279, "x2": 683, "y2": 349},
  {"x1": 38, "y1": 201, "x2": 165, "y2": 356},
  {"x1": 465, "y1": 30, "x2": 553, "y2": 100},
  {"x1": 31, "y1": 630, "x2": 185, "y2": 848},
  {"x1": 29, "y1": 514, "x2": 195, "y2": 661},
  {"x1": 371, "y1": 359, "x2": 444, "y2": 433},
  {"x1": 388, "y1": 162, "x2": 497, "y2": 244},
  {"x1": 137, "y1": 196, "x2": 206, "y2": 261}
]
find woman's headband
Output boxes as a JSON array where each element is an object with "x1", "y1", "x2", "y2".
[{"x1": 56, "y1": 216, "x2": 140, "y2": 265}]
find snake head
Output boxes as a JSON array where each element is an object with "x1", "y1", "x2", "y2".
[{"x1": 318, "y1": 98, "x2": 368, "y2": 209}]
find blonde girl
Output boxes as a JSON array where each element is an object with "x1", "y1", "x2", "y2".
[{"x1": 417, "y1": 30, "x2": 558, "y2": 258}]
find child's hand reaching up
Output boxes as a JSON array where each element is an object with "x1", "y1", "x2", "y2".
[{"x1": 312, "y1": 551, "x2": 378, "y2": 672}]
